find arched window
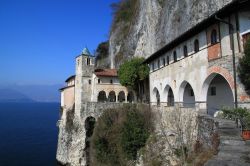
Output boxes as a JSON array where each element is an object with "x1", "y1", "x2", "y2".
[
  {"x1": 173, "y1": 51, "x2": 177, "y2": 62},
  {"x1": 183, "y1": 45, "x2": 188, "y2": 57},
  {"x1": 211, "y1": 29, "x2": 217, "y2": 44},
  {"x1": 194, "y1": 39, "x2": 199, "y2": 53}
]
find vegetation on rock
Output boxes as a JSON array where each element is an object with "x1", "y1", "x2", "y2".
[
  {"x1": 95, "y1": 41, "x2": 110, "y2": 68},
  {"x1": 90, "y1": 104, "x2": 152, "y2": 166},
  {"x1": 239, "y1": 39, "x2": 250, "y2": 94},
  {"x1": 110, "y1": 0, "x2": 139, "y2": 35}
]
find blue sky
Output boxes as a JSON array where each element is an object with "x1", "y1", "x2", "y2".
[{"x1": 0, "y1": 0, "x2": 118, "y2": 85}]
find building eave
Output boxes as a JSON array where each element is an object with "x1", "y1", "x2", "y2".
[
  {"x1": 144, "y1": 0, "x2": 250, "y2": 64},
  {"x1": 59, "y1": 85, "x2": 75, "y2": 91},
  {"x1": 65, "y1": 75, "x2": 75, "y2": 83}
]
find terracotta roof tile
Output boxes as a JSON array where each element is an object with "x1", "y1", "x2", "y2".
[{"x1": 94, "y1": 69, "x2": 117, "y2": 77}]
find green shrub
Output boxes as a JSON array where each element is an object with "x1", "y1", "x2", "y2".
[
  {"x1": 121, "y1": 108, "x2": 150, "y2": 160},
  {"x1": 222, "y1": 107, "x2": 250, "y2": 129},
  {"x1": 238, "y1": 38, "x2": 250, "y2": 94},
  {"x1": 91, "y1": 104, "x2": 152, "y2": 165}
]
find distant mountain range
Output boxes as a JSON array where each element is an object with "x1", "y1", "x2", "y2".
[
  {"x1": 0, "y1": 84, "x2": 62, "y2": 103},
  {"x1": 0, "y1": 89, "x2": 34, "y2": 103}
]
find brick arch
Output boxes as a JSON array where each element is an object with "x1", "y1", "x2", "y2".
[
  {"x1": 200, "y1": 66, "x2": 235, "y2": 102},
  {"x1": 208, "y1": 66, "x2": 234, "y2": 90}
]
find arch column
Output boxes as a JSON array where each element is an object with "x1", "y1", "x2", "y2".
[
  {"x1": 125, "y1": 92, "x2": 128, "y2": 103},
  {"x1": 116, "y1": 92, "x2": 118, "y2": 103}
]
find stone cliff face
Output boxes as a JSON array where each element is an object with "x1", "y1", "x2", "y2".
[{"x1": 109, "y1": 0, "x2": 233, "y2": 68}]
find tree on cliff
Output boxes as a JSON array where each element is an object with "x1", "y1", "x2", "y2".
[
  {"x1": 118, "y1": 57, "x2": 149, "y2": 100},
  {"x1": 239, "y1": 39, "x2": 250, "y2": 94},
  {"x1": 95, "y1": 41, "x2": 109, "y2": 68}
]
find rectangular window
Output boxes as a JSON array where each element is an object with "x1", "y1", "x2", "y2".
[
  {"x1": 210, "y1": 87, "x2": 216, "y2": 96},
  {"x1": 110, "y1": 79, "x2": 113, "y2": 84},
  {"x1": 173, "y1": 51, "x2": 177, "y2": 62},
  {"x1": 87, "y1": 58, "x2": 90, "y2": 65},
  {"x1": 158, "y1": 59, "x2": 160, "y2": 68},
  {"x1": 98, "y1": 79, "x2": 100, "y2": 84},
  {"x1": 162, "y1": 58, "x2": 166, "y2": 66},
  {"x1": 167, "y1": 56, "x2": 169, "y2": 65},
  {"x1": 152, "y1": 62, "x2": 155, "y2": 70},
  {"x1": 89, "y1": 79, "x2": 91, "y2": 85}
]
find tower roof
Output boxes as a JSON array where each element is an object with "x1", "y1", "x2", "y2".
[{"x1": 81, "y1": 47, "x2": 92, "y2": 56}]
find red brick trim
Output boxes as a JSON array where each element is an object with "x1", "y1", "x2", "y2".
[{"x1": 208, "y1": 66, "x2": 235, "y2": 90}]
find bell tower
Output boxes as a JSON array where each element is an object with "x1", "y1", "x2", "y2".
[{"x1": 75, "y1": 47, "x2": 95, "y2": 113}]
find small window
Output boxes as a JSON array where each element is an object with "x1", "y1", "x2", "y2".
[
  {"x1": 162, "y1": 58, "x2": 166, "y2": 66},
  {"x1": 88, "y1": 79, "x2": 91, "y2": 85},
  {"x1": 211, "y1": 29, "x2": 217, "y2": 44},
  {"x1": 77, "y1": 59, "x2": 80, "y2": 66},
  {"x1": 194, "y1": 39, "x2": 199, "y2": 53},
  {"x1": 110, "y1": 79, "x2": 113, "y2": 84},
  {"x1": 158, "y1": 59, "x2": 160, "y2": 68},
  {"x1": 183, "y1": 45, "x2": 188, "y2": 57},
  {"x1": 98, "y1": 79, "x2": 100, "y2": 84},
  {"x1": 210, "y1": 87, "x2": 216, "y2": 96},
  {"x1": 87, "y1": 58, "x2": 90, "y2": 65},
  {"x1": 173, "y1": 51, "x2": 177, "y2": 62},
  {"x1": 152, "y1": 63, "x2": 155, "y2": 70},
  {"x1": 190, "y1": 89, "x2": 194, "y2": 96},
  {"x1": 166, "y1": 56, "x2": 169, "y2": 65}
]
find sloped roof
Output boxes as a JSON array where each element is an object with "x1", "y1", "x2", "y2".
[
  {"x1": 65, "y1": 75, "x2": 75, "y2": 83},
  {"x1": 94, "y1": 69, "x2": 118, "y2": 77},
  {"x1": 82, "y1": 47, "x2": 92, "y2": 56}
]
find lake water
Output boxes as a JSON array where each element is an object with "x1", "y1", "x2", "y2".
[{"x1": 0, "y1": 103, "x2": 60, "y2": 166}]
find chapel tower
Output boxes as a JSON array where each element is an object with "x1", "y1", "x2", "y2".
[{"x1": 75, "y1": 48, "x2": 95, "y2": 112}]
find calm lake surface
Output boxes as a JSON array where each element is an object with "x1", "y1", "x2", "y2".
[{"x1": 0, "y1": 102, "x2": 60, "y2": 166}]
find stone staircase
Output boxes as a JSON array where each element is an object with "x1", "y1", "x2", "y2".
[{"x1": 205, "y1": 118, "x2": 250, "y2": 166}]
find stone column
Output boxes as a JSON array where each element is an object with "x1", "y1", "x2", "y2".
[
  {"x1": 125, "y1": 93, "x2": 128, "y2": 103},
  {"x1": 116, "y1": 94, "x2": 118, "y2": 103}
]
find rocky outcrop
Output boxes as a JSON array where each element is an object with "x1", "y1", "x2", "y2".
[{"x1": 109, "y1": 0, "x2": 233, "y2": 68}]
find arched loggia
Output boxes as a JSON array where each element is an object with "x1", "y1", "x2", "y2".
[
  {"x1": 153, "y1": 87, "x2": 160, "y2": 106},
  {"x1": 163, "y1": 85, "x2": 175, "y2": 106},
  {"x1": 179, "y1": 81, "x2": 196, "y2": 108},
  {"x1": 108, "y1": 91, "x2": 116, "y2": 102},
  {"x1": 202, "y1": 73, "x2": 234, "y2": 116},
  {"x1": 97, "y1": 91, "x2": 107, "y2": 102},
  {"x1": 118, "y1": 91, "x2": 125, "y2": 102}
]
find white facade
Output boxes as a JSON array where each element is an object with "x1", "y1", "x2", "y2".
[{"x1": 147, "y1": 10, "x2": 250, "y2": 115}]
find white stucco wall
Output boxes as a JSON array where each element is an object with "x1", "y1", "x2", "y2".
[{"x1": 149, "y1": 30, "x2": 209, "y2": 105}]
